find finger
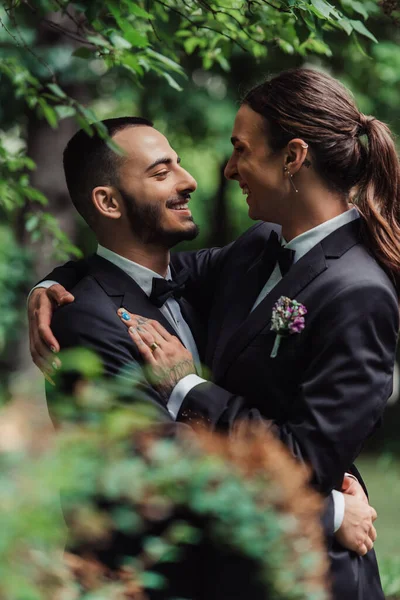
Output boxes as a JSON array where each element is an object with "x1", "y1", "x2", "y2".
[
  {"x1": 128, "y1": 327, "x2": 157, "y2": 364},
  {"x1": 364, "y1": 537, "x2": 374, "y2": 553},
  {"x1": 118, "y1": 307, "x2": 134, "y2": 325},
  {"x1": 135, "y1": 324, "x2": 158, "y2": 347},
  {"x1": 31, "y1": 338, "x2": 59, "y2": 371},
  {"x1": 370, "y1": 507, "x2": 378, "y2": 522},
  {"x1": 32, "y1": 351, "x2": 56, "y2": 378},
  {"x1": 356, "y1": 543, "x2": 368, "y2": 557},
  {"x1": 47, "y1": 284, "x2": 75, "y2": 307},
  {"x1": 37, "y1": 322, "x2": 61, "y2": 354},
  {"x1": 43, "y1": 372, "x2": 56, "y2": 386},
  {"x1": 149, "y1": 319, "x2": 173, "y2": 342},
  {"x1": 369, "y1": 525, "x2": 377, "y2": 543},
  {"x1": 32, "y1": 295, "x2": 61, "y2": 352}
]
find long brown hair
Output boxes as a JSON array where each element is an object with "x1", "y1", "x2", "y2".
[{"x1": 243, "y1": 68, "x2": 400, "y2": 279}]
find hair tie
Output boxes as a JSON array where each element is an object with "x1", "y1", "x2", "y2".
[
  {"x1": 357, "y1": 125, "x2": 368, "y2": 137},
  {"x1": 357, "y1": 115, "x2": 374, "y2": 138}
]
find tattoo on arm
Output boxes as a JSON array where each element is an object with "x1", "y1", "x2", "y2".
[{"x1": 165, "y1": 359, "x2": 195, "y2": 386}]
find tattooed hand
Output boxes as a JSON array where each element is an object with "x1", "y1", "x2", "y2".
[{"x1": 117, "y1": 308, "x2": 196, "y2": 401}]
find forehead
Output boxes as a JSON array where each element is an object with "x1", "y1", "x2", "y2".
[
  {"x1": 232, "y1": 104, "x2": 268, "y2": 147},
  {"x1": 113, "y1": 126, "x2": 174, "y2": 171}
]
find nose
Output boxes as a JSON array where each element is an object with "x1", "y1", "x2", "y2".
[
  {"x1": 177, "y1": 166, "x2": 197, "y2": 193},
  {"x1": 224, "y1": 154, "x2": 237, "y2": 180}
]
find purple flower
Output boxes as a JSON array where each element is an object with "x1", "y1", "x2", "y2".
[{"x1": 270, "y1": 296, "x2": 307, "y2": 358}]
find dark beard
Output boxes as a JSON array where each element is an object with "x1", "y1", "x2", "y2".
[{"x1": 119, "y1": 188, "x2": 199, "y2": 248}]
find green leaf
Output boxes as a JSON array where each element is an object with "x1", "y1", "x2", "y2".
[
  {"x1": 123, "y1": 0, "x2": 154, "y2": 19},
  {"x1": 310, "y1": 0, "x2": 333, "y2": 19},
  {"x1": 72, "y1": 47, "x2": 94, "y2": 59},
  {"x1": 162, "y1": 72, "x2": 183, "y2": 92},
  {"x1": 146, "y1": 49, "x2": 184, "y2": 74},
  {"x1": 141, "y1": 571, "x2": 166, "y2": 590},
  {"x1": 38, "y1": 100, "x2": 58, "y2": 128},
  {"x1": 341, "y1": 0, "x2": 369, "y2": 20},
  {"x1": 25, "y1": 214, "x2": 39, "y2": 232},
  {"x1": 349, "y1": 19, "x2": 378, "y2": 43},
  {"x1": 108, "y1": 2, "x2": 148, "y2": 47},
  {"x1": 106, "y1": 138, "x2": 127, "y2": 157},
  {"x1": 120, "y1": 52, "x2": 145, "y2": 76},
  {"x1": 75, "y1": 116, "x2": 94, "y2": 136},
  {"x1": 337, "y1": 17, "x2": 353, "y2": 36},
  {"x1": 54, "y1": 105, "x2": 76, "y2": 119},
  {"x1": 184, "y1": 37, "x2": 201, "y2": 55},
  {"x1": 87, "y1": 34, "x2": 110, "y2": 47},
  {"x1": 47, "y1": 83, "x2": 67, "y2": 98}
]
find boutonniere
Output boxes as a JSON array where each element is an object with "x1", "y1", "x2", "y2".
[{"x1": 270, "y1": 296, "x2": 307, "y2": 358}]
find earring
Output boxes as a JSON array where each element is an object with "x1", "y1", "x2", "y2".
[{"x1": 284, "y1": 166, "x2": 299, "y2": 193}]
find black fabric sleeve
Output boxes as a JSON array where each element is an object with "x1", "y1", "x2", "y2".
[
  {"x1": 322, "y1": 494, "x2": 335, "y2": 547},
  {"x1": 36, "y1": 258, "x2": 89, "y2": 291},
  {"x1": 178, "y1": 282, "x2": 399, "y2": 495}
]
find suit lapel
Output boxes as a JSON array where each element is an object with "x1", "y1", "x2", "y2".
[
  {"x1": 209, "y1": 243, "x2": 278, "y2": 367},
  {"x1": 213, "y1": 218, "x2": 362, "y2": 382},
  {"x1": 88, "y1": 254, "x2": 183, "y2": 342}
]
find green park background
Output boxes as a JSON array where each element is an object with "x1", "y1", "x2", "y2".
[{"x1": 1, "y1": 1, "x2": 400, "y2": 598}]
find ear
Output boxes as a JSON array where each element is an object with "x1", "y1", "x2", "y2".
[
  {"x1": 92, "y1": 186, "x2": 122, "y2": 220},
  {"x1": 284, "y1": 138, "x2": 309, "y2": 175}
]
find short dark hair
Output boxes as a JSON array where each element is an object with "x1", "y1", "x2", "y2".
[{"x1": 63, "y1": 116, "x2": 153, "y2": 229}]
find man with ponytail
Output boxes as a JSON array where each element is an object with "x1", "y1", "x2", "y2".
[{"x1": 28, "y1": 69, "x2": 399, "y2": 599}]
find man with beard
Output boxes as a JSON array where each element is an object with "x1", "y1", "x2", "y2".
[{"x1": 43, "y1": 116, "x2": 202, "y2": 416}]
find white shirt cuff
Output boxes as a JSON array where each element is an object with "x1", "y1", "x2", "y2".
[
  {"x1": 27, "y1": 280, "x2": 59, "y2": 302},
  {"x1": 167, "y1": 374, "x2": 206, "y2": 419},
  {"x1": 332, "y1": 490, "x2": 345, "y2": 532}
]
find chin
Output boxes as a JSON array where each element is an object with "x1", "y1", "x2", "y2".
[
  {"x1": 163, "y1": 222, "x2": 199, "y2": 248},
  {"x1": 248, "y1": 206, "x2": 260, "y2": 221}
]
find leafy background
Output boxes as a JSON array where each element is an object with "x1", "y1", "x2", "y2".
[{"x1": 1, "y1": 0, "x2": 400, "y2": 597}]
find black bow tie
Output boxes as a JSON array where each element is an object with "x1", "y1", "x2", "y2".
[
  {"x1": 267, "y1": 230, "x2": 296, "y2": 276},
  {"x1": 149, "y1": 269, "x2": 189, "y2": 308}
]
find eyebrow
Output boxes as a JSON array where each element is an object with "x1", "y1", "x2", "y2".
[
  {"x1": 230, "y1": 136, "x2": 240, "y2": 145},
  {"x1": 145, "y1": 155, "x2": 181, "y2": 172}
]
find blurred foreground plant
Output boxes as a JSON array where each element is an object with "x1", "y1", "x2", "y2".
[{"x1": 0, "y1": 358, "x2": 329, "y2": 599}]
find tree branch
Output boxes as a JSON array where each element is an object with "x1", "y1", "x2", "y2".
[
  {"x1": 155, "y1": 0, "x2": 249, "y2": 52},
  {"x1": 3, "y1": 6, "x2": 57, "y2": 81}
]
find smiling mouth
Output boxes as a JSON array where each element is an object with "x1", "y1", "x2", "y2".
[
  {"x1": 241, "y1": 185, "x2": 250, "y2": 196},
  {"x1": 167, "y1": 196, "x2": 191, "y2": 211}
]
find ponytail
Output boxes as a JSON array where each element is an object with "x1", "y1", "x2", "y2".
[{"x1": 355, "y1": 116, "x2": 400, "y2": 278}]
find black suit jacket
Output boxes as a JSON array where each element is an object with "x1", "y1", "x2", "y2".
[
  {"x1": 49, "y1": 254, "x2": 204, "y2": 421},
  {"x1": 171, "y1": 218, "x2": 398, "y2": 600}
]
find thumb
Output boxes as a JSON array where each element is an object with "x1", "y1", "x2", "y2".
[{"x1": 47, "y1": 284, "x2": 74, "y2": 307}]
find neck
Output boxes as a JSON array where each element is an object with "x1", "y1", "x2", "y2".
[
  {"x1": 280, "y1": 186, "x2": 350, "y2": 242},
  {"x1": 98, "y1": 235, "x2": 170, "y2": 277}
]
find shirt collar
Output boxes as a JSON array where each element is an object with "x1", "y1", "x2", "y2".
[
  {"x1": 96, "y1": 245, "x2": 171, "y2": 297},
  {"x1": 283, "y1": 206, "x2": 360, "y2": 263}
]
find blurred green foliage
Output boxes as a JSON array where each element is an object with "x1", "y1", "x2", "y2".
[
  {"x1": 1, "y1": 0, "x2": 400, "y2": 596},
  {"x1": 0, "y1": 354, "x2": 329, "y2": 599},
  {"x1": 0, "y1": 0, "x2": 382, "y2": 254}
]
